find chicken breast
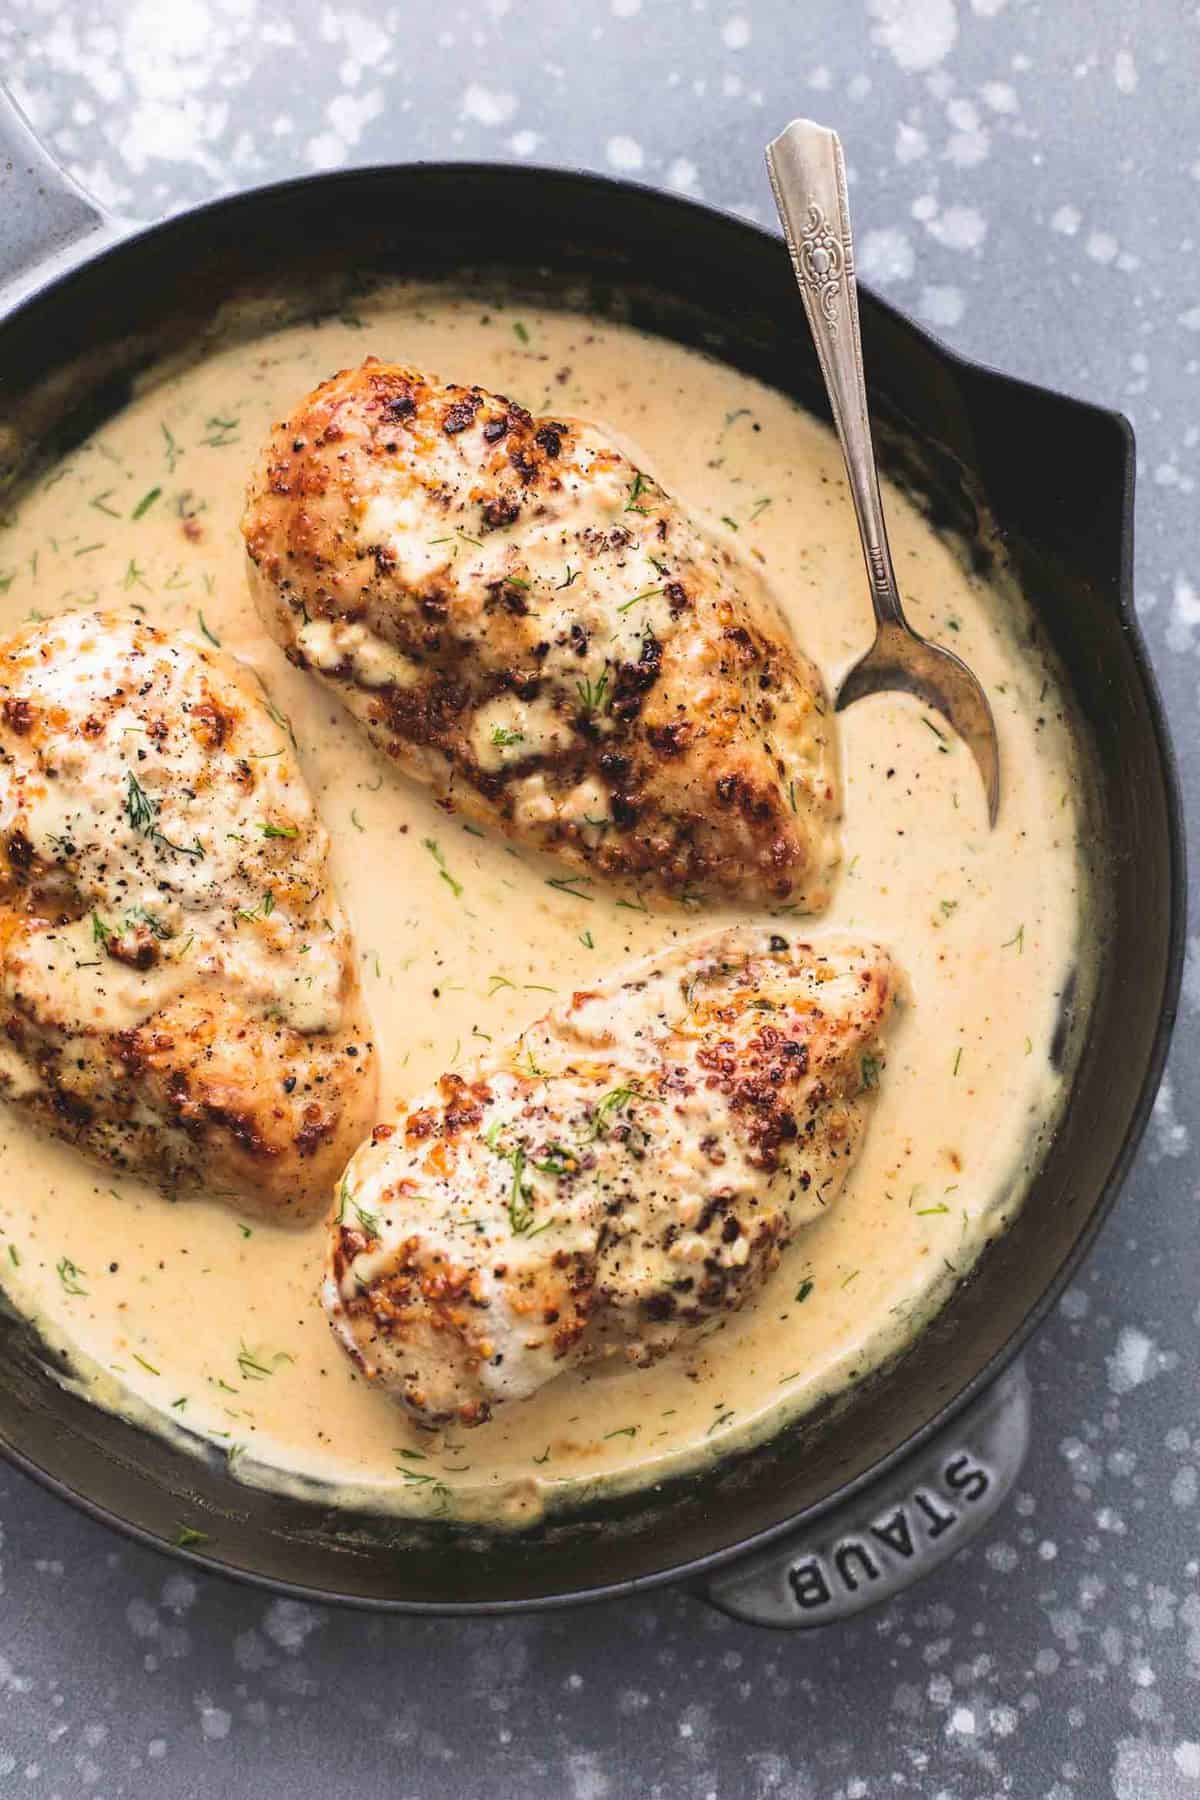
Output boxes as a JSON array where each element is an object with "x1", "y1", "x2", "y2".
[
  {"x1": 325, "y1": 926, "x2": 895, "y2": 1426},
  {"x1": 242, "y1": 359, "x2": 840, "y2": 907},
  {"x1": 0, "y1": 611, "x2": 376, "y2": 1222}
]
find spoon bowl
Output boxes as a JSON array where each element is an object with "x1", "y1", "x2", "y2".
[
  {"x1": 837, "y1": 620, "x2": 1001, "y2": 823},
  {"x1": 767, "y1": 118, "x2": 1001, "y2": 826}
]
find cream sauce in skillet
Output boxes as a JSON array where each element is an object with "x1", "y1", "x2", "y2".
[{"x1": 0, "y1": 291, "x2": 1087, "y2": 1525}]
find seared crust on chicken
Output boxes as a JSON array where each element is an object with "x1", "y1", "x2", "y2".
[
  {"x1": 0, "y1": 611, "x2": 376, "y2": 1222},
  {"x1": 324, "y1": 927, "x2": 895, "y2": 1426},
  {"x1": 243, "y1": 359, "x2": 840, "y2": 907}
]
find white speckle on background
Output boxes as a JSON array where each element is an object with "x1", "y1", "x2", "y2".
[
  {"x1": 1051, "y1": 203, "x2": 1081, "y2": 235},
  {"x1": 927, "y1": 205, "x2": 987, "y2": 250},
  {"x1": 808, "y1": 65, "x2": 832, "y2": 89},
  {"x1": 1086, "y1": 230, "x2": 1119, "y2": 264},
  {"x1": 1179, "y1": 305, "x2": 1200, "y2": 331},
  {"x1": 263, "y1": 1599, "x2": 323, "y2": 1653},
  {"x1": 1166, "y1": 578, "x2": 1200, "y2": 653},
  {"x1": 1108, "y1": 1326, "x2": 1174, "y2": 1395},
  {"x1": 970, "y1": 0, "x2": 1007, "y2": 12},
  {"x1": 606, "y1": 134, "x2": 644, "y2": 171},
  {"x1": 327, "y1": 88, "x2": 382, "y2": 145},
  {"x1": 869, "y1": 0, "x2": 958, "y2": 72},
  {"x1": 461, "y1": 82, "x2": 517, "y2": 126},
  {"x1": 1114, "y1": 49, "x2": 1138, "y2": 92},
  {"x1": 1176, "y1": 1743, "x2": 1200, "y2": 1778},
  {"x1": 1183, "y1": 937, "x2": 1200, "y2": 1011},
  {"x1": 919, "y1": 284, "x2": 965, "y2": 326},
  {"x1": 565, "y1": 1750, "x2": 611, "y2": 1800},
  {"x1": 895, "y1": 122, "x2": 928, "y2": 161},
  {"x1": 981, "y1": 80, "x2": 1018, "y2": 111},
  {"x1": 912, "y1": 192, "x2": 939, "y2": 220},
  {"x1": 948, "y1": 1706, "x2": 976, "y2": 1735},
  {"x1": 667, "y1": 156, "x2": 699, "y2": 193},
  {"x1": 612, "y1": 0, "x2": 642, "y2": 15},
  {"x1": 508, "y1": 129, "x2": 540, "y2": 156},
  {"x1": 858, "y1": 227, "x2": 915, "y2": 284},
  {"x1": 197, "y1": 1701, "x2": 231, "y2": 1741},
  {"x1": 721, "y1": 14, "x2": 750, "y2": 49},
  {"x1": 1060, "y1": 1285, "x2": 1090, "y2": 1320},
  {"x1": 1172, "y1": 1467, "x2": 1198, "y2": 1509},
  {"x1": 1113, "y1": 1737, "x2": 1200, "y2": 1799}
]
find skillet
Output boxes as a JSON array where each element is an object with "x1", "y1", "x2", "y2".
[{"x1": 0, "y1": 90, "x2": 1184, "y2": 1623}]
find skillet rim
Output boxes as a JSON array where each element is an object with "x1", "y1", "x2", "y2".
[{"x1": 0, "y1": 158, "x2": 1186, "y2": 1614}]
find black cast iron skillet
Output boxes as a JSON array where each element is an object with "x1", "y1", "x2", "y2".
[{"x1": 0, "y1": 92, "x2": 1184, "y2": 1622}]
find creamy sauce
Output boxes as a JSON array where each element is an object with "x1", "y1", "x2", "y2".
[{"x1": 0, "y1": 291, "x2": 1087, "y2": 1525}]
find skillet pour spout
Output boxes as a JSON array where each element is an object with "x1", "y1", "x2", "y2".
[{"x1": 0, "y1": 84, "x2": 1184, "y2": 1617}]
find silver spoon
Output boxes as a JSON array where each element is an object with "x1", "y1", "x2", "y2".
[{"x1": 766, "y1": 118, "x2": 1000, "y2": 826}]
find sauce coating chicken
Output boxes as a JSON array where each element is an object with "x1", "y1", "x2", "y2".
[
  {"x1": 0, "y1": 611, "x2": 376, "y2": 1222},
  {"x1": 325, "y1": 926, "x2": 895, "y2": 1426},
  {"x1": 243, "y1": 359, "x2": 840, "y2": 907}
]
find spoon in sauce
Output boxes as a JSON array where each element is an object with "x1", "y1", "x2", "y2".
[{"x1": 766, "y1": 118, "x2": 1000, "y2": 825}]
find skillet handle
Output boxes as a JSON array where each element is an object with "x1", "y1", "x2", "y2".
[
  {"x1": 0, "y1": 82, "x2": 128, "y2": 306},
  {"x1": 701, "y1": 1360, "x2": 1030, "y2": 1628}
]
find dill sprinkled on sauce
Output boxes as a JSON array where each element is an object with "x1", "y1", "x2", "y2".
[
  {"x1": 939, "y1": 899, "x2": 958, "y2": 918},
  {"x1": 952, "y1": 1046, "x2": 963, "y2": 1076},
  {"x1": 720, "y1": 515, "x2": 739, "y2": 531},
  {"x1": 490, "y1": 725, "x2": 525, "y2": 748},
  {"x1": 349, "y1": 807, "x2": 365, "y2": 832},
  {"x1": 557, "y1": 566, "x2": 581, "y2": 589},
  {"x1": 170, "y1": 1395, "x2": 187, "y2": 1409},
  {"x1": 922, "y1": 715, "x2": 950, "y2": 751},
  {"x1": 917, "y1": 1202, "x2": 951, "y2": 1216},
  {"x1": 604, "y1": 1425, "x2": 638, "y2": 1440},
  {"x1": 707, "y1": 1409, "x2": 736, "y2": 1436},
  {"x1": 841, "y1": 1269, "x2": 860, "y2": 1288},
  {"x1": 860, "y1": 1053, "x2": 881, "y2": 1091},
  {"x1": 750, "y1": 496, "x2": 773, "y2": 521},
  {"x1": 395, "y1": 1448, "x2": 427, "y2": 1462},
  {"x1": 1002, "y1": 923, "x2": 1025, "y2": 953},
  {"x1": 579, "y1": 929, "x2": 595, "y2": 948},
  {"x1": 122, "y1": 558, "x2": 150, "y2": 592},
  {"x1": 8, "y1": 1244, "x2": 20, "y2": 1266},
  {"x1": 236, "y1": 1343, "x2": 294, "y2": 1382},
  {"x1": 131, "y1": 487, "x2": 162, "y2": 520},
  {"x1": 625, "y1": 470, "x2": 652, "y2": 514},
  {"x1": 422, "y1": 837, "x2": 463, "y2": 898},
  {"x1": 614, "y1": 895, "x2": 649, "y2": 914},
  {"x1": 512, "y1": 321, "x2": 530, "y2": 344},
  {"x1": 788, "y1": 779, "x2": 798, "y2": 813},
  {"x1": 1024, "y1": 1035, "x2": 1033, "y2": 1055},
  {"x1": 575, "y1": 670, "x2": 610, "y2": 716},
  {"x1": 0, "y1": 572, "x2": 13, "y2": 595},
  {"x1": 616, "y1": 584, "x2": 665, "y2": 615},
  {"x1": 92, "y1": 912, "x2": 111, "y2": 947},
  {"x1": 161, "y1": 423, "x2": 181, "y2": 472},
  {"x1": 201, "y1": 415, "x2": 240, "y2": 447},
  {"x1": 197, "y1": 611, "x2": 221, "y2": 647},
  {"x1": 174, "y1": 1525, "x2": 209, "y2": 1549},
  {"x1": 532, "y1": 1445, "x2": 552, "y2": 1464},
  {"x1": 238, "y1": 1224, "x2": 252, "y2": 1239},
  {"x1": 74, "y1": 542, "x2": 104, "y2": 558},
  {"x1": 258, "y1": 821, "x2": 298, "y2": 839},
  {"x1": 546, "y1": 875, "x2": 594, "y2": 901},
  {"x1": 132, "y1": 1353, "x2": 161, "y2": 1375},
  {"x1": 722, "y1": 407, "x2": 751, "y2": 432},
  {"x1": 795, "y1": 1279, "x2": 814, "y2": 1304},
  {"x1": 56, "y1": 1256, "x2": 87, "y2": 1296},
  {"x1": 89, "y1": 490, "x2": 121, "y2": 518}
]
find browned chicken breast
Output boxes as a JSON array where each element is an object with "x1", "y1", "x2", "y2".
[
  {"x1": 0, "y1": 611, "x2": 376, "y2": 1222},
  {"x1": 242, "y1": 359, "x2": 840, "y2": 907},
  {"x1": 324, "y1": 926, "x2": 895, "y2": 1426}
]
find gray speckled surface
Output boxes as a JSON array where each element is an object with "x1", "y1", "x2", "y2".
[{"x1": 1, "y1": 2, "x2": 1198, "y2": 1794}]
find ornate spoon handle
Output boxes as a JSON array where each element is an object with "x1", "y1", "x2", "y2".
[{"x1": 766, "y1": 119, "x2": 906, "y2": 632}]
